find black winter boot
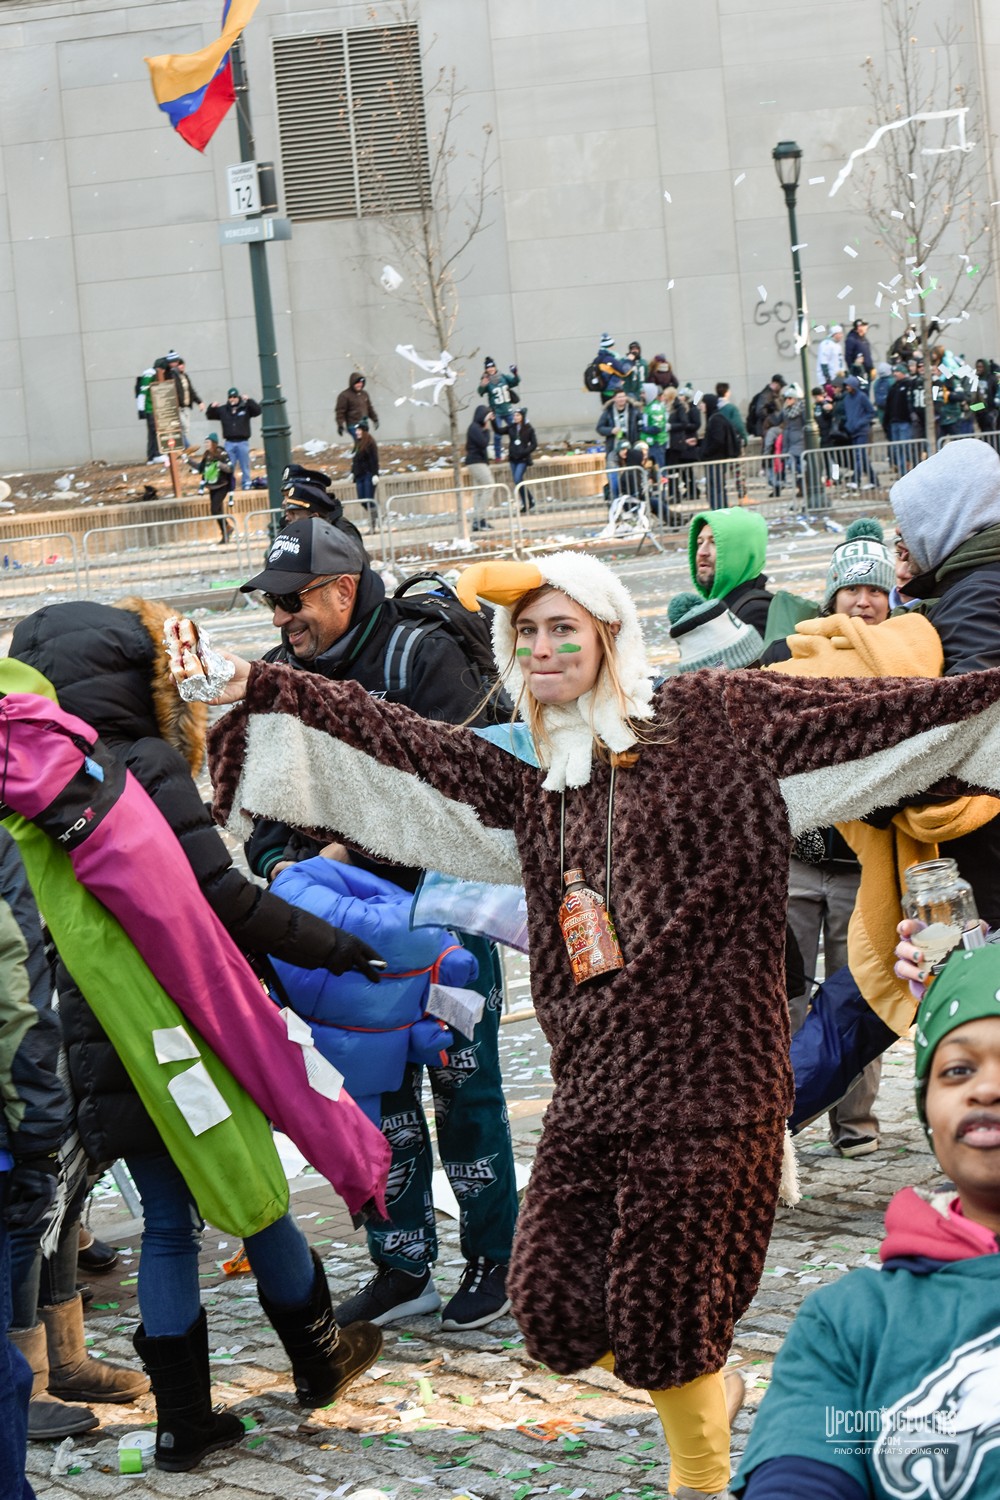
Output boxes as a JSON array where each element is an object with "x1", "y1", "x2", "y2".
[
  {"x1": 258, "y1": 1248, "x2": 383, "y2": 1407},
  {"x1": 133, "y1": 1309, "x2": 245, "y2": 1472}
]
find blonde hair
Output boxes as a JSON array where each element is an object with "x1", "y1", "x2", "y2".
[{"x1": 507, "y1": 586, "x2": 664, "y2": 766}]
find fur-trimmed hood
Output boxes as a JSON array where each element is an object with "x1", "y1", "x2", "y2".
[{"x1": 7, "y1": 598, "x2": 206, "y2": 772}]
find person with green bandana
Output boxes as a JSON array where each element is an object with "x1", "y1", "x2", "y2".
[{"x1": 733, "y1": 941, "x2": 1000, "y2": 1500}]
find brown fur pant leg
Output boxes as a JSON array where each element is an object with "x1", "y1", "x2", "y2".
[
  {"x1": 608, "y1": 1119, "x2": 786, "y2": 1389},
  {"x1": 509, "y1": 1117, "x2": 785, "y2": 1390},
  {"x1": 508, "y1": 1124, "x2": 619, "y2": 1374}
]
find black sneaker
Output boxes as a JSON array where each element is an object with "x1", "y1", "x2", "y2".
[
  {"x1": 333, "y1": 1265, "x2": 441, "y2": 1327},
  {"x1": 440, "y1": 1259, "x2": 511, "y2": 1331}
]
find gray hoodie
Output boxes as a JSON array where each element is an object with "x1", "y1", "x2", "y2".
[{"x1": 890, "y1": 438, "x2": 1000, "y2": 577}]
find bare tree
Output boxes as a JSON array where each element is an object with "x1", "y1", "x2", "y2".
[
  {"x1": 850, "y1": 0, "x2": 994, "y2": 447},
  {"x1": 353, "y1": 6, "x2": 498, "y2": 505}
]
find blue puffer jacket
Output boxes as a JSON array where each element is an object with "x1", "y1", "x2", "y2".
[{"x1": 270, "y1": 859, "x2": 479, "y2": 1122}]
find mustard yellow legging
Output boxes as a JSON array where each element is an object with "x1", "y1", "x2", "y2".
[{"x1": 595, "y1": 1353, "x2": 730, "y2": 1496}]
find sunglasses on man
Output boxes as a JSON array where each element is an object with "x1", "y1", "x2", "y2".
[{"x1": 255, "y1": 577, "x2": 334, "y2": 614}]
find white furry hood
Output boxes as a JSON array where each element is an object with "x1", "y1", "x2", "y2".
[{"x1": 461, "y1": 552, "x2": 656, "y2": 791}]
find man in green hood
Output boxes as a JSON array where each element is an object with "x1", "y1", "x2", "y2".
[{"x1": 687, "y1": 506, "x2": 774, "y2": 635}]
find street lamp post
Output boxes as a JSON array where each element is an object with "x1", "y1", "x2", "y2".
[{"x1": 772, "y1": 140, "x2": 822, "y2": 508}]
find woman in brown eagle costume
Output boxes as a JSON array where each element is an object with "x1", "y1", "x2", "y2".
[{"x1": 208, "y1": 552, "x2": 1000, "y2": 1499}]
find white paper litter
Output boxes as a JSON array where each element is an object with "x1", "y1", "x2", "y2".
[
  {"x1": 836, "y1": 285, "x2": 853, "y2": 299},
  {"x1": 663, "y1": 189, "x2": 672, "y2": 202},
  {"x1": 302, "y1": 438, "x2": 329, "y2": 456},
  {"x1": 734, "y1": 172, "x2": 746, "y2": 185},
  {"x1": 843, "y1": 245, "x2": 858, "y2": 257},
  {"x1": 808, "y1": 175, "x2": 826, "y2": 185},
  {"x1": 757, "y1": 284, "x2": 768, "y2": 300},
  {"x1": 380, "y1": 264, "x2": 403, "y2": 292},
  {"x1": 426, "y1": 982, "x2": 486, "y2": 1037},
  {"x1": 54, "y1": 473, "x2": 74, "y2": 491},
  {"x1": 167, "y1": 1061, "x2": 233, "y2": 1135},
  {"x1": 302, "y1": 1048, "x2": 344, "y2": 1101},
  {"x1": 153, "y1": 1025, "x2": 201, "y2": 1065},
  {"x1": 281, "y1": 1007, "x2": 315, "y2": 1048},
  {"x1": 829, "y1": 108, "x2": 971, "y2": 196}
]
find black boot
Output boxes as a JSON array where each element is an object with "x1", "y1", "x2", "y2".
[
  {"x1": 133, "y1": 1309, "x2": 245, "y2": 1472},
  {"x1": 258, "y1": 1248, "x2": 383, "y2": 1408}
]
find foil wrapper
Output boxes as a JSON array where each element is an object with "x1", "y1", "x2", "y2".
[{"x1": 165, "y1": 621, "x2": 236, "y2": 702}]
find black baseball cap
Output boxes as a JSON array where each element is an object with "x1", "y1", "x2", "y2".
[{"x1": 241, "y1": 517, "x2": 366, "y2": 595}]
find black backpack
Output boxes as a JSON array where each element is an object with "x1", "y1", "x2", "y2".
[
  {"x1": 583, "y1": 358, "x2": 604, "y2": 393},
  {"x1": 385, "y1": 573, "x2": 515, "y2": 724}
]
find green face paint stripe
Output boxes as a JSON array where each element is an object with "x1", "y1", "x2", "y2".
[
  {"x1": 557, "y1": 643, "x2": 582, "y2": 653},
  {"x1": 516, "y1": 647, "x2": 532, "y2": 657}
]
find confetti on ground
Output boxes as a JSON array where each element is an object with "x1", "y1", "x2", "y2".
[
  {"x1": 843, "y1": 245, "x2": 858, "y2": 257},
  {"x1": 663, "y1": 190, "x2": 672, "y2": 202},
  {"x1": 836, "y1": 286, "x2": 852, "y2": 299},
  {"x1": 734, "y1": 172, "x2": 746, "y2": 186},
  {"x1": 757, "y1": 285, "x2": 767, "y2": 300},
  {"x1": 808, "y1": 175, "x2": 825, "y2": 184}
]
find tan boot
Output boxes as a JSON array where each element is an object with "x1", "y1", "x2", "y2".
[
  {"x1": 41, "y1": 1294, "x2": 149, "y2": 1403},
  {"x1": 9, "y1": 1322, "x2": 99, "y2": 1440},
  {"x1": 724, "y1": 1368, "x2": 746, "y2": 1425}
]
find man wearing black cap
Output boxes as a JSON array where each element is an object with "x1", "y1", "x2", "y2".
[
  {"x1": 205, "y1": 388, "x2": 261, "y2": 491},
  {"x1": 238, "y1": 519, "x2": 519, "y2": 1334}
]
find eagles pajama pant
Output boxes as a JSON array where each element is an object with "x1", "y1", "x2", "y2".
[{"x1": 367, "y1": 936, "x2": 519, "y2": 1271}]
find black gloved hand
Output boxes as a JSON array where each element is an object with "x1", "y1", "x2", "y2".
[
  {"x1": 5, "y1": 1153, "x2": 59, "y2": 1231},
  {"x1": 325, "y1": 929, "x2": 385, "y2": 982}
]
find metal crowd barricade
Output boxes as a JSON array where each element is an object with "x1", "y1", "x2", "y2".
[
  {"x1": 384, "y1": 482, "x2": 516, "y2": 568},
  {"x1": 81, "y1": 514, "x2": 253, "y2": 601},
  {"x1": 0, "y1": 532, "x2": 82, "y2": 613},
  {"x1": 511, "y1": 465, "x2": 664, "y2": 550}
]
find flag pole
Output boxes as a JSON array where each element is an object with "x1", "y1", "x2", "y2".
[{"x1": 230, "y1": 35, "x2": 290, "y2": 532}]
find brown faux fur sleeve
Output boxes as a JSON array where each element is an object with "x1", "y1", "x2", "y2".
[{"x1": 208, "y1": 663, "x2": 526, "y2": 883}]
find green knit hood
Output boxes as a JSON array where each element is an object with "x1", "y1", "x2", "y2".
[{"x1": 688, "y1": 507, "x2": 768, "y2": 601}]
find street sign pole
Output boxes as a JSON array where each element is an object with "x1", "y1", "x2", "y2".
[{"x1": 230, "y1": 37, "x2": 290, "y2": 530}]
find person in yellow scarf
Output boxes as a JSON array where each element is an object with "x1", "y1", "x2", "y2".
[{"x1": 770, "y1": 608, "x2": 1000, "y2": 1039}]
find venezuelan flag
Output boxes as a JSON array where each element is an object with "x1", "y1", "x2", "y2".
[{"x1": 145, "y1": 0, "x2": 259, "y2": 152}]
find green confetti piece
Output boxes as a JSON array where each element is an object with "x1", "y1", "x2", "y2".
[
  {"x1": 417, "y1": 1377, "x2": 434, "y2": 1403},
  {"x1": 514, "y1": 1488, "x2": 532, "y2": 1500},
  {"x1": 362, "y1": 1435, "x2": 376, "y2": 1448},
  {"x1": 120, "y1": 1278, "x2": 138, "y2": 1286},
  {"x1": 637, "y1": 1440, "x2": 657, "y2": 1450},
  {"x1": 507, "y1": 1471, "x2": 533, "y2": 1481},
  {"x1": 398, "y1": 1332, "x2": 414, "y2": 1341},
  {"x1": 247, "y1": 1436, "x2": 266, "y2": 1449},
  {"x1": 560, "y1": 1437, "x2": 587, "y2": 1453},
  {"x1": 458, "y1": 1395, "x2": 475, "y2": 1407},
  {"x1": 92, "y1": 1302, "x2": 119, "y2": 1310}
]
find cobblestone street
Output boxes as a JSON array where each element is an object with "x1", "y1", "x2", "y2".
[{"x1": 31, "y1": 1023, "x2": 938, "y2": 1500}]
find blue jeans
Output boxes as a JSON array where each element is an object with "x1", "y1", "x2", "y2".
[
  {"x1": 851, "y1": 435, "x2": 877, "y2": 484},
  {"x1": 1, "y1": 1173, "x2": 35, "y2": 1500},
  {"x1": 126, "y1": 1152, "x2": 314, "y2": 1337},
  {"x1": 225, "y1": 439, "x2": 251, "y2": 489},
  {"x1": 889, "y1": 420, "x2": 917, "y2": 475}
]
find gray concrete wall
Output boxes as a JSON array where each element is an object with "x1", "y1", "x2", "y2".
[{"x1": 0, "y1": 0, "x2": 996, "y2": 471}]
